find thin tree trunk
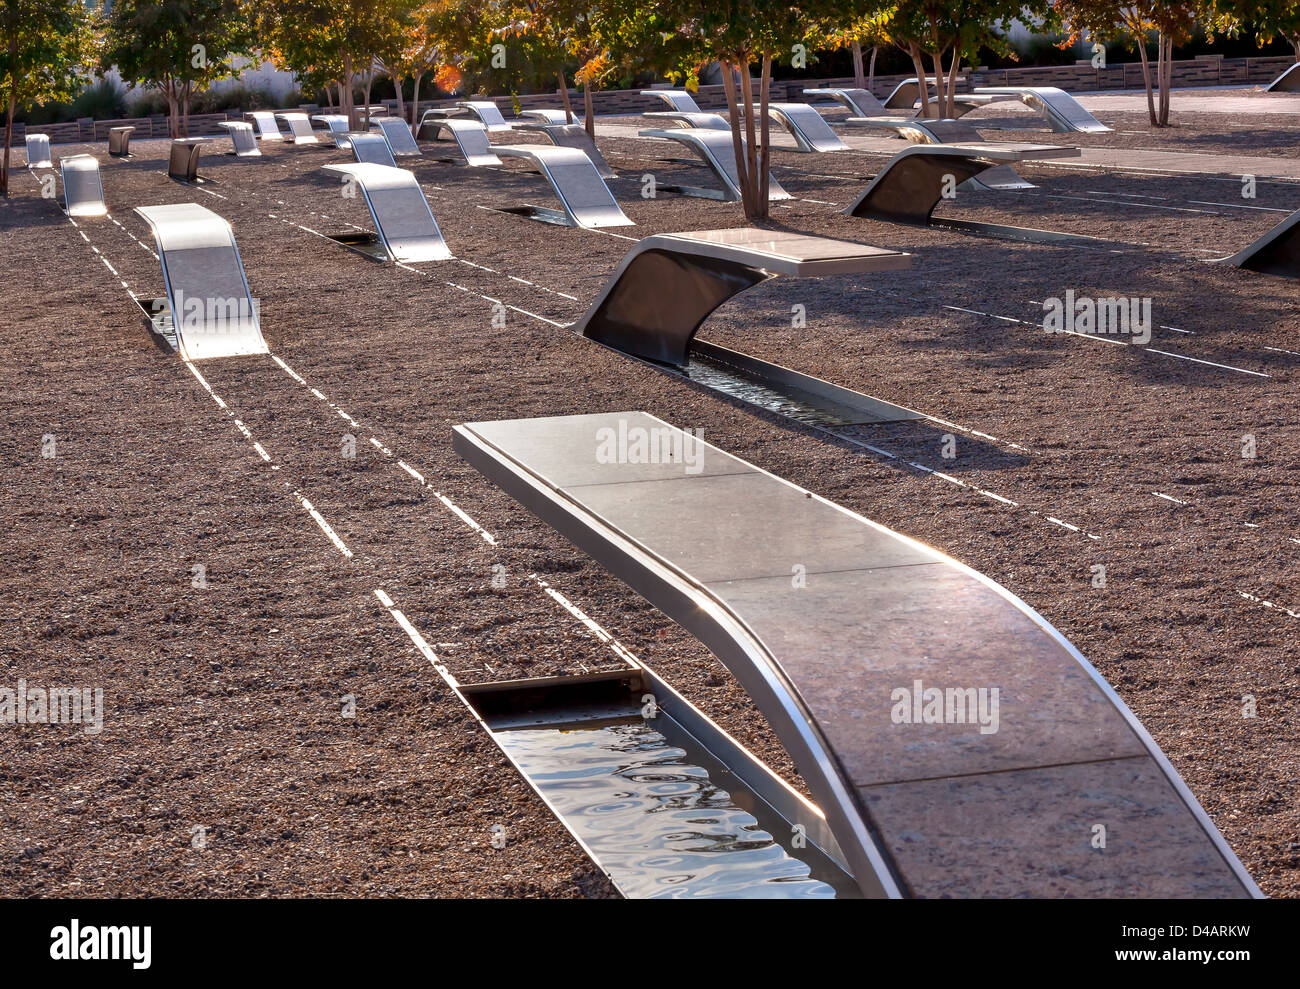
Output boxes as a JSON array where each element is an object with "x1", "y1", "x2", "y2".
[
  {"x1": 757, "y1": 54, "x2": 771, "y2": 210},
  {"x1": 946, "y1": 51, "x2": 961, "y2": 117},
  {"x1": 182, "y1": 82, "x2": 191, "y2": 137},
  {"x1": 342, "y1": 52, "x2": 355, "y2": 128},
  {"x1": 719, "y1": 60, "x2": 752, "y2": 218},
  {"x1": 411, "y1": 72, "x2": 423, "y2": 129},
  {"x1": 852, "y1": 40, "x2": 864, "y2": 90},
  {"x1": 868, "y1": 46, "x2": 878, "y2": 91},
  {"x1": 583, "y1": 80, "x2": 595, "y2": 139},
  {"x1": 1162, "y1": 34, "x2": 1173, "y2": 124},
  {"x1": 929, "y1": 51, "x2": 946, "y2": 118},
  {"x1": 1135, "y1": 34, "x2": 1156, "y2": 125},
  {"x1": 908, "y1": 45, "x2": 932, "y2": 117},
  {"x1": 393, "y1": 69, "x2": 406, "y2": 125},
  {"x1": 556, "y1": 71, "x2": 574, "y2": 123},
  {"x1": 363, "y1": 68, "x2": 374, "y2": 128},
  {"x1": 2, "y1": 89, "x2": 14, "y2": 198},
  {"x1": 739, "y1": 61, "x2": 761, "y2": 220}
]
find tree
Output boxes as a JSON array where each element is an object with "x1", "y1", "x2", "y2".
[
  {"x1": 0, "y1": 0, "x2": 91, "y2": 197},
  {"x1": 1055, "y1": 0, "x2": 1203, "y2": 126},
  {"x1": 102, "y1": 0, "x2": 252, "y2": 138},
  {"x1": 1214, "y1": 0, "x2": 1300, "y2": 62}
]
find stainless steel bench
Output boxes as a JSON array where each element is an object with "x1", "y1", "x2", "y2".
[
  {"x1": 1266, "y1": 62, "x2": 1300, "y2": 92},
  {"x1": 453, "y1": 410, "x2": 1261, "y2": 899},
  {"x1": 218, "y1": 121, "x2": 262, "y2": 157},
  {"x1": 275, "y1": 112, "x2": 320, "y2": 145},
  {"x1": 108, "y1": 126, "x2": 135, "y2": 157},
  {"x1": 803, "y1": 87, "x2": 889, "y2": 118},
  {"x1": 764, "y1": 102, "x2": 848, "y2": 152},
  {"x1": 374, "y1": 115, "x2": 422, "y2": 156},
  {"x1": 491, "y1": 144, "x2": 632, "y2": 228},
  {"x1": 247, "y1": 111, "x2": 283, "y2": 142},
  {"x1": 457, "y1": 100, "x2": 514, "y2": 132},
  {"x1": 349, "y1": 132, "x2": 397, "y2": 167},
  {"x1": 134, "y1": 203, "x2": 268, "y2": 361},
  {"x1": 167, "y1": 137, "x2": 212, "y2": 182},
  {"x1": 844, "y1": 116, "x2": 1040, "y2": 191},
  {"x1": 1221, "y1": 207, "x2": 1300, "y2": 278},
  {"x1": 60, "y1": 154, "x2": 107, "y2": 217},
  {"x1": 637, "y1": 128, "x2": 791, "y2": 202},
  {"x1": 972, "y1": 86, "x2": 1111, "y2": 133},
  {"x1": 321, "y1": 162, "x2": 452, "y2": 263},
  {"x1": 576, "y1": 228, "x2": 910, "y2": 365},
  {"x1": 416, "y1": 114, "x2": 501, "y2": 166},
  {"x1": 25, "y1": 133, "x2": 52, "y2": 168},
  {"x1": 512, "y1": 121, "x2": 615, "y2": 179},
  {"x1": 312, "y1": 114, "x2": 356, "y2": 149}
]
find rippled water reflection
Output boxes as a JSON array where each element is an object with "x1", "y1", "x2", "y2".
[{"x1": 498, "y1": 718, "x2": 841, "y2": 898}]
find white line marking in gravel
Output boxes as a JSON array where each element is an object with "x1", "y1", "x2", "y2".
[{"x1": 1237, "y1": 591, "x2": 1300, "y2": 619}]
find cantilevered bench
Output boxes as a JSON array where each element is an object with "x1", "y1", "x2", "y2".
[
  {"x1": 1266, "y1": 62, "x2": 1300, "y2": 92},
  {"x1": 276, "y1": 112, "x2": 320, "y2": 145},
  {"x1": 457, "y1": 100, "x2": 514, "y2": 132},
  {"x1": 492, "y1": 145, "x2": 632, "y2": 228},
  {"x1": 349, "y1": 132, "x2": 398, "y2": 167},
  {"x1": 512, "y1": 121, "x2": 615, "y2": 179},
  {"x1": 218, "y1": 121, "x2": 262, "y2": 157},
  {"x1": 641, "y1": 88, "x2": 707, "y2": 113},
  {"x1": 764, "y1": 102, "x2": 848, "y2": 152},
  {"x1": 247, "y1": 111, "x2": 283, "y2": 142},
  {"x1": 134, "y1": 202, "x2": 268, "y2": 361},
  {"x1": 168, "y1": 137, "x2": 212, "y2": 182},
  {"x1": 1220, "y1": 206, "x2": 1300, "y2": 278},
  {"x1": 518, "y1": 108, "x2": 579, "y2": 125},
  {"x1": 25, "y1": 134, "x2": 52, "y2": 168},
  {"x1": 453, "y1": 410, "x2": 1261, "y2": 899},
  {"x1": 643, "y1": 110, "x2": 732, "y2": 130},
  {"x1": 844, "y1": 116, "x2": 1038, "y2": 190},
  {"x1": 374, "y1": 115, "x2": 422, "y2": 156},
  {"x1": 576, "y1": 228, "x2": 909, "y2": 365},
  {"x1": 882, "y1": 79, "x2": 1005, "y2": 117},
  {"x1": 321, "y1": 162, "x2": 451, "y2": 263},
  {"x1": 108, "y1": 126, "x2": 135, "y2": 157},
  {"x1": 637, "y1": 128, "x2": 790, "y2": 202},
  {"x1": 416, "y1": 115, "x2": 502, "y2": 166},
  {"x1": 844, "y1": 143, "x2": 1081, "y2": 233},
  {"x1": 803, "y1": 87, "x2": 890, "y2": 117},
  {"x1": 972, "y1": 86, "x2": 1111, "y2": 133},
  {"x1": 313, "y1": 114, "x2": 357, "y2": 149},
  {"x1": 60, "y1": 154, "x2": 107, "y2": 217}
]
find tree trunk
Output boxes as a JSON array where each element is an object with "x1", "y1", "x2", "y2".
[
  {"x1": 908, "y1": 46, "x2": 932, "y2": 117},
  {"x1": 1135, "y1": 34, "x2": 1157, "y2": 126},
  {"x1": 167, "y1": 81, "x2": 180, "y2": 139},
  {"x1": 363, "y1": 68, "x2": 374, "y2": 128},
  {"x1": 556, "y1": 71, "x2": 575, "y2": 123},
  {"x1": 757, "y1": 55, "x2": 771, "y2": 209},
  {"x1": 411, "y1": 72, "x2": 423, "y2": 129},
  {"x1": 719, "y1": 60, "x2": 754, "y2": 219},
  {"x1": 852, "y1": 41, "x2": 864, "y2": 90},
  {"x1": 1161, "y1": 34, "x2": 1173, "y2": 125},
  {"x1": 392, "y1": 70, "x2": 406, "y2": 125},
  {"x1": 583, "y1": 80, "x2": 596, "y2": 139},
  {"x1": 868, "y1": 46, "x2": 878, "y2": 92},
  {"x1": 182, "y1": 81, "x2": 191, "y2": 138},
  {"x1": 946, "y1": 52, "x2": 961, "y2": 118},
  {"x1": 342, "y1": 52, "x2": 355, "y2": 128},
  {"x1": 930, "y1": 51, "x2": 946, "y2": 118},
  {"x1": 2, "y1": 89, "x2": 14, "y2": 198}
]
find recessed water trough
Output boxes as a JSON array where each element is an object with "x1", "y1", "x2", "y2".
[{"x1": 459, "y1": 666, "x2": 860, "y2": 898}]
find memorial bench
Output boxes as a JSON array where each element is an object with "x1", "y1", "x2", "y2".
[
  {"x1": 320, "y1": 162, "x2": 452, "y2": 263},
  {"x1": 134, "y1": 202, "x2": 268, "y2": 361},
  {"x1": 275, "y1": 112, "x2": 320, "y2": 145},
  {"x1": 218, "y1": 121, "x2": 262, "y2": 157},
  {"x1": 60, "y1": 154, "x2": 107, "y2": 217},
  {"x1": 491, "y1": 145, "x2": 633, "y2": 228},
  {"x1": 108, "y1": 125, "x2": 135, "y2": 157},
  {"x1": 452, "y1": 409, "x2": 1261, "y2": 899},
  {"x1": 416, "y1": 114, "x2": 502, "y2": 166},
  {"x1": 637, "y1": 128, "x2": 791, "y2": 202}
]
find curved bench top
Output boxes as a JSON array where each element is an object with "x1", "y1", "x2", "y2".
[
  {"x1": 25, "y1": 133, "x2": 52, "y2": 168},
  {"x1": 1222, "y1": 206, "x2": 1300, "y2": 277},
  {"x1": 844, "y1": 143, "x2": 1079, "y2": 223},
  {"x1": 803, "y1": 87, "x2": 888, "y2": 118},
  {"x1": 492, "y1": 144, "x2": 632, "y2": 228},
  {"x1": 418, "y1": 117, "x2": 501, "y2": 166},
  {"x1": 453, "y1": 410, "x2": 1260, "y2": 899},
  {"x1": 321, "y1": 162, "x2": 451, "y2": 263},
  {"x1": 349, "y1": 132, "x2": 397, "y2": 167},
  {"x1": 374, "y1": 116, "x2": 422, "y2": 156},
  {"x1": 247, "y1": 111, "x2": 283, "y2": 141},
  {"x1": 218, "y1": 121, "x2": 262, "y2": 157},
  {"x1": 60, "y1": 154, "x2": 107, "y2": 217},
  {"x1": 275, "y1": 112, "x2": 319, "y2": 144},
  {"x1": 972, "y1": 86, "x2": 1111, "y2": 133},
  {"x1": 518, "y1": 108, "x2": 578, "y2": 125},
  {"x1": 641, "y1": 89, "x2": 703, "y2": 113},
  {"x1": 312, "y1": 114, "x2": 355, "y2": 148},
  {"x1": 513, "y1": 121, "x2": 616, "y2": 179},
  {"x1": 637, "y1": 127, "x2": 791, "y2": 202},
  {"x1": 1266, "y1": 62, "x2": 1300, "y2": 92},
  {"x1": 134, "y1": 203, "x2": 267, "y2": 361},
  {"x1": 457, "y1": 100, "x2": 514, "y2": 131},
  {"x1": 577, "y1": 228, "x2": 910, "y2": 366},
  {"x1": 765, "y1": 102, "x2": 848, "y2": 152},
  {"x1": 643, "y1": 110, "x2": 731, "y2": 130}
]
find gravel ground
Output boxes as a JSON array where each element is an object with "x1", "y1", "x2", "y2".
[{"x1": 1, "y1": 95, "x2": 1296, "y2": 898}]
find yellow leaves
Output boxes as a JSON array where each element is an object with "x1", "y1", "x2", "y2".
[{"x1": 575, "y1": 52, "x2": 610, "y2": 86}]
